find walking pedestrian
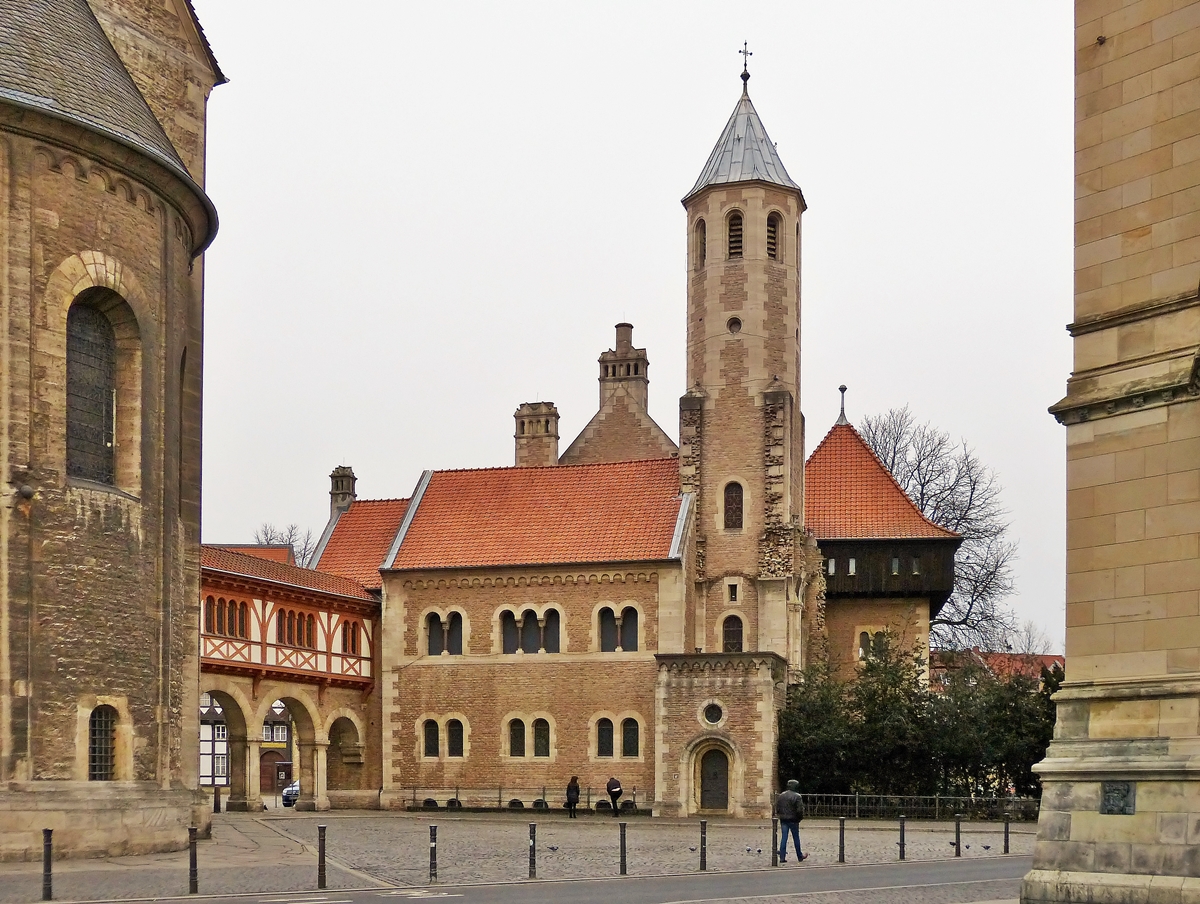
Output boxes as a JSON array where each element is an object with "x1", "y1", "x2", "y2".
[
  {"x1": 606, "y1": 776, "x2": 622, "y2": 816},
  {"x1": 775, "y1": 779, "x2": 808, "y2": 864},
  {"x1": 566, "y1": 776, "x2": 581, "y2": 818}
]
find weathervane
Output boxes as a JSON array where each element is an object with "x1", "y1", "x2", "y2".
[{"x1": 740, "y1": 42, "x2": 752, "y2": 91}]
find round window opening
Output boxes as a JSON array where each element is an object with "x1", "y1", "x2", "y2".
[
  {"x1": 726, "y1": 317, "x2": 742, "y2": 334},
  {"x1": 703, "y1": 703, "x2": 723, "y2": 724}
]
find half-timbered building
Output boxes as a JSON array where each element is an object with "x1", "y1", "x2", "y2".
[{"x1": 198, "y1": 546, "x2": 381, "y2": 810}]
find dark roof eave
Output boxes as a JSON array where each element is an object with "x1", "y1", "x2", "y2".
[{"x1": 0, "y1": 90, "x2": 218, "y2": 256}]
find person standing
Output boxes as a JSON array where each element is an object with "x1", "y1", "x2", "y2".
[
  {"x1": 775, "y1": 779, "x2": 808, "y2": 864},
  {"x1": 606, "y1": 776, "x2": 622, "y2": 816},
  {"x1": 566, "y1": 776, "x2": 581, "y2": 818}
]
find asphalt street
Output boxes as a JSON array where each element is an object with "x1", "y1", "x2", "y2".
[{"x1": 36, "y1": 856, "x2": 1032, "y2": 904}]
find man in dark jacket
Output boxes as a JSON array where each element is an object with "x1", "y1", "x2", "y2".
[
  {"x1": 606, "y1": 776, "x2": 622, "y2": 816},
  {"x1": 775, "y1": 779, "x2": 808, "y2": 863}
]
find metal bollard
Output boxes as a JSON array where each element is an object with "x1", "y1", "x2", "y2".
[
  {"x1": 955, "y1": 813, "x2": 962, "y2": 858},
  {"x1": 213, "y1": 784, "x2": 221, "y2": 814},
  {"x1": 1004, "y1": 813, "x2": 1010, "y2": 855},
  {"x1": 700, "y1": 819, "x2": 707, "y2": 871},
  {"x1": 838, "y1": 816, "x2": 845, "y2": 864},
  {"x1": 771, "y1": 817, "x2": 778, "y2": 867},
  {"x1": 898, "y1": 815, "x2": 905, "y2": 861},
  {"x1": 188, "y1": 826, "x2": 198, "y2": 894},
  {"x1": 317, "y1": 824, "x2": 326, "y2": 890},
  {"x1": 41, "y1": 828, "x2": 52, "y2": 902},
  {"x1": 529, "y1": 823, "x2": 536, "y2": 879},
  {"x1": 429, "y1": 825, "x2": 437, "y2": 884},
  {"x1": 619, "y1": 822, "x2": 627, "y2": 876}
]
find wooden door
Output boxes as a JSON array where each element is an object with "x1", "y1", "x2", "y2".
[
  {"x1": 260, "y1": 750, "x2": 284, "y2": 794},
  {"x1": 700, "y1": 749, "x2": 729, "y2": 810}
]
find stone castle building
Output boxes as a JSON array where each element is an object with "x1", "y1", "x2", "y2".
[
  {"x1": 0, "y1": 0, "x2": 221, "y2": 858},
  {"x1": 300, "y1": 70, "x2": 960, "y2": 817},
  {"x1": 1023, "y1": 1, "x2": 1200, "y2": 901}
]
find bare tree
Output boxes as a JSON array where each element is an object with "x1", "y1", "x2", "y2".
[
  {"x1": 859, "y1": 407, "x2": 1017, "y2": 650},
  {"x1": 1007, "y1": 620, "x2": 1056, "y2": 656},
  {"x1": 253, "y1": 522, "x2": 317, "y2": 568}
]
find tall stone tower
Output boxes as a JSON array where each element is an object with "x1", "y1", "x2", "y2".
[
  {"x1": 0, "y1": 0, "x2": 221, "y2": 858},
  {"x1": 1023, "y1": 2, "x2": 1200, "y2": 901},
  {"x1": 678, "y1": 66, "x2": 807, "y2": 662}
]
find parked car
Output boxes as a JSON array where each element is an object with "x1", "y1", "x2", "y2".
[{"x1": 282, "y1": 780, "x2": 299, "y2": 807}]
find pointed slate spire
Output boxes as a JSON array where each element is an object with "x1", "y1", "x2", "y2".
[{"x1": 685, "y1": 76, "x2": 800, "y2": 202}]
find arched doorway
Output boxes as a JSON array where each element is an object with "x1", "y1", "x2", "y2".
[
  {"x1": 327, "y1": 717, "x2": 364, "y2": 791},
  {"x1": 700, "y1": 748, "x2": 729, "y2": 810},
  {"x1": 200, "y1": 688, "x2": 251, "y2": 811},
  {"x1": 260, "y1": 749, "x2": 287, "y2": 801}
]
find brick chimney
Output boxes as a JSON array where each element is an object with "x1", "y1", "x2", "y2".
[
  {"x1": 598, "y1": 322, "x2": 650, "y2": 409},
  {"x1": 514, "y1": 402, "x2": 559, "y2": 467},
  {"x1": 329, "y1": 465, "x2": 356, "y2": 518}
]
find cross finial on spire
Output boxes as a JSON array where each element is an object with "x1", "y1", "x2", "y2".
[
  {"x1": 836, "y1": 385, "x2": 849, "y2": 425},
  {"x1": 740, "y1": 42, "x2": 752, "y2": 93}
]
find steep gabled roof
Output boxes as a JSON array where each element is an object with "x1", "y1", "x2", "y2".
[
  {"x1": 805, "y1": 422, "x2": 959, "y2": 541},
  {"x1": 311, "y1": 498, "x2": 410, "y2": 589},
  {"x1": 389, "y1": 458, "x2": 686, "y2": 571},
  {"x1": 685, "y1": 84, "x2": 800, "y2": 202},
  {"x1": 181, "y1": 0, "x2": 227, "y2": 84},
  {"x1": 0, "y1": 0, "x2": 188, "y2": 173},
  {"x1": 201, "y1": 545, "x2": 374, "y2": 602}
]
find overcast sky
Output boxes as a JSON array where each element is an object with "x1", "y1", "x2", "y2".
[{"x1": 191, "y1": 1, "x2": 1074, "y2": 650}]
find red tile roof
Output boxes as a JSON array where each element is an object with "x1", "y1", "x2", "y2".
[
  {"x1": 313, "y1": 498, "x2": 409, "y2": 588},
  {"x1": 214, "y1": 544, "x2": 294, "y2": 565},
  {"x1": 390, "y1": 458, "x2": 684, "y2": 570},
  {"x1": 201, "y1": 545, "x2": 374, "y2": 601},
  {"x1": 804, "y1": 423, "x2": 958, "y2": 541}
]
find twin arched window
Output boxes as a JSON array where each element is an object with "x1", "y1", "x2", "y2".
[
  {"x1": 276, "y1": 609, "x2": 316, "y2": 648},
  {"x1": 88, "y1": 705, "x2": 117, "y2": 781},
  {"x1": 341, "y1": 620, "x2": 361, "y2": 655},
  {"x1": 204, "y1": 597, "x2": 248, "y2": 639},
  {"x1": 423, "y1": 718, "x2": 465, "y2": 758},
  {"x1": 596, "y1": 717, "x2": 640, "y2": 758},
  {"x1": 427, "y1": 612, "x2": 463, "y2": 655},
  {"x1": 501, "y1": 609, "x2": 560, "y2": 654},
  {"x1": 508, "y1": 717, "x2": 551, "y2": 757},
  {"x1": 724, "y1": 482, "x2": 744, "y2": 530},
  {"x1": 598, "y1": 606, "x2": 639, "y2": 652},
  {"x1": 723, "y1": 615, "x2": 744, "y2": 653}
]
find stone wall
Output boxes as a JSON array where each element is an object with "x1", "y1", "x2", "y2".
[
  {"x1": 0, "y1": 10, "x2": 215, "y2": 856},
  {"x1": 380, "y1": 567, "x2": 674, "y2": 808},
  {"x1": 652, "y1": 653, "x2": 786, "y2": 818},
  {"x1": 1024, "y1": 2, "x2": 1200, "y2": 901}
]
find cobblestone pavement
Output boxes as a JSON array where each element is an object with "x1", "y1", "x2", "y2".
[
  {"x1": 272, "y1": 811, "x2": 1034, "y2": 886},
  {"x1": 0, "y1": 810, "x2": 1034, "y2": 903}
]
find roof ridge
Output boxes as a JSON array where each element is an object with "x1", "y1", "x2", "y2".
[
  {"x1": 347, "y1": 497, "x2": 411, "y2": 505},
  {"x1": 428, "y1": 457, "x2": 679, "y2": 476}
]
